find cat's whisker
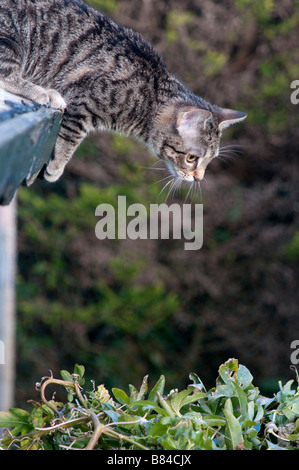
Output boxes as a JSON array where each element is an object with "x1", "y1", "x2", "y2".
[
  {"x1": 196, "y1": 181, "x2": 203, "y2": 202},
  {"x1": 193, "y1": 184, "x2": 198, "y2": 202},
  {"x1": 219, "y1": 149, "x2": 243, "y2": 156},
  {"x1": 140, "y1": 160, "x2": 167, "y2": 170},
  {"x1": 219, "y1": 147, "x2": 242, "y2": 152},
  {"x1": 215, "y1": 155, "x2": 232, "y2": 164},
  {"x1": 141, "y1": 167, "x2": 166, "y2": 170},
  {"x1": 184, "y1": 181, "x2": 194, "y2": 203},
  {"x1": 151, "y1": 174, "x2": 173, "y2": 187},
  {"x1": 192, "y1": 181, "x2": 199, "y2": 202},
  {"x1": 220, "y1": 144, "x2": 244, "y2": 150},
  {"x1": 172, "y1": 179, "x2": 181, "y2": 200},
  {"x1": 151, "y1": 159, "x2": 164, "y2": 167},
  {"x1": 191, "y1": 182, "x2": 197, "y2": 201},
  {"x1": 217, "y1": 149, "x2": 243, "y2": 162},
  {"x1": 156, "y1": 177, "x2": 175, "y2": 202},
  {"x1": 176, "y1": 179, "x2": 183, "y2": 199},
  {"x1": 217, "y1": 154, "x2": 237, "y2": 163},
  {"x1": 218, "y1": 151, "x2": 237, "y2": 157},
  {"x1": 164, "y1": 178, "x2": 179, "y2": 203},
  {"x1": 219, "y1": 147, "x2": 243, "y2": 156},
  {"x1": 165, "y1": 182, "x2": 175, "y2": 203},
  {"x1": 190, "y1": 183, "x2": 196, "y2": 202},
  {"x1": 171, "y1": 178, "x2": 182, "y2": 201},
  {"x1": 218, "y1": 152, "x2": 241, "y2": 159}
]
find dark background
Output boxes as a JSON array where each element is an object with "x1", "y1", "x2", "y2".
[{"x1": 16, "y1": 0, "x2": 299, "y2": 406}]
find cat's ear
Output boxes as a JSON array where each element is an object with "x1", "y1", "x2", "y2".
[
  {"x1": 177, "y1": 108, "x2": 213, "y2": 141},
  {"x1": 213, "y1": 107, "x2": 247, "y2": 130}
]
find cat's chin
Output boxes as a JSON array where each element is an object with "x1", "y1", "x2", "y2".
[
  {"x1": 175, "y1": 172, "x2": 194, "y2": 183},
  {"x1": 184, "y1": 176, "x2": 195, "y2": 182},
  {"x1": 168, "y1": 170, "x2": 194, "y2": 183}
]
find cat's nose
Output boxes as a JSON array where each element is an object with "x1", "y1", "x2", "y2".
[{"x1": 193, "y1": 168, "x2": 205, "y2": 181}]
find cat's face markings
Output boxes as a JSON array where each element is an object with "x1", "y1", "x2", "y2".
[{"x1": 158, "y1": 104, "x2": 247, "y2": 183}]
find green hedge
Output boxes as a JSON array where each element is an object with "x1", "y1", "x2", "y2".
[{"x1": 1, "y1": 359, "x2": 298, "y2": 450}]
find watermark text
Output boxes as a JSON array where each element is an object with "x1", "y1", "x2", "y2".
[
  {"x1": 290, "y1": 80, "x2": 299, "y2": 104},
  {"x1": 95, "y1": 196, "x2": 203, "y2": 250},
  {"x1": 290, "y1": 340, "x2": 299, "y2": 365}
]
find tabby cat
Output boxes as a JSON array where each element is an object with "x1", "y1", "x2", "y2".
[{"x1": 0, "y1": 0, "x2": 246, "y2": 188}]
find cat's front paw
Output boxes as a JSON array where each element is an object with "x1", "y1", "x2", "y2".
[
  {"x1": 43, "y1": 160, "x2": 65, "y2": 182},
  {"x1": 31, "y1": 86, "x2": 52, "y2": 107},
  {"x1": 32, "y1": 87, "x2": 66, "y2": 111},
  {"x1": 47, "y1": 89, "x2": 67, "y2": 111}
]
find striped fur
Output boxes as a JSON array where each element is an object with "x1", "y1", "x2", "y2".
[{"x1": 0, "y1": 0, "x2": 246, "y2": 183}]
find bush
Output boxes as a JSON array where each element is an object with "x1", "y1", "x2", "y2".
[{"x1": 1, "y1": 359, "x2": 298, "y2": 450}]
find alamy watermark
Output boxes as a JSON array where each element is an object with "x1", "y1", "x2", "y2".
[
  {"x1": 290, "y1": 80, "x2": 299, "y2": 104},
  {"x1": 290, "y1": 340, "x2": 299, "y2": 365},
  {"x1": 95, "y1": 196, "x2": 203, "y2": 250}
]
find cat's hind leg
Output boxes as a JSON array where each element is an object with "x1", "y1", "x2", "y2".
[{"x1": 0, "y1": 32, "x2": 66, "y2": 109}]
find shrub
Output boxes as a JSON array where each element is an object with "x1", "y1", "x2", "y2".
[{"x1": 1, "y1": 359, "x2": 298, "y2": 450}]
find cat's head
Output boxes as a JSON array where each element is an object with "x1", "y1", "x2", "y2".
[{"x1": 154, "y1": 102, "x2": 247, "y2": 182}]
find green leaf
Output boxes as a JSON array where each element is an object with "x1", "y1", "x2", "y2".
[
  {"x1": 137, "y1": 375, "x2": 148, "y2": 400},
  {"x1": 224, "y1": 404, "x2": 244, "y2": 450},
  {"x1": 148, "y1": 375, "x2": 165, "y2": 402},
  {"x1": 183, "y1": 391, "x2": 207, "y2": 406},
  {"x1": 266, "y1": 440, "x2": 288, "y2": 450},
  {"x1": 74, "y1": 364, "x2": 85, "y2": 379},
  {"x1": 0, "y1": 409, "x2": 33, "y2": 437},
  {"x1": 236, "y1": 365, "x2": 253, "y2": 389},
  {"x1": 241, "y1": 419, "x2": 259, "y2": 429},
  {"x1": 232, "y1": 382, "x2": 248, "y2": 418},
  {"x1": 148, "y1": 422, "x2": 169, "y2": 438},
  {"x1": 128, "y1": 399, "x2": 169, "y2": 416},
  {"x1": 103, "y1": 409, "x2": 121, "y2": 422},
  {"x1": 277, "y1": 380, "x2": 295, "y2": 403},
  {"x1": 161, "y1": 435, "x2": 179, "y2": 450},
  {"x1": 247, "y1": 400, "x2": 255, "y2": 421},
  {"x1": 210, "y1": 383, "x2": 234, "y2": 400},
  {"x1": 189, "y1": 372, "x2": 207, "y2": 392},
  {"x1": 281, "y1": 402, "x2": 299, "y2": 421},
  {"x1": 224, "y1": 397, "x2": 234, "y2": 415},
  {"x1": 128, "y1": 384, "x2": 138, "y2": 400},
  {"x1": 7, "y1": 408, "x2": 31, "y2": 420},
  {"x1": 41, "y1": 403, "x2": 56, "y2": 418},
  {"x1": 31, "y1": 406, "x2": 46, "y2": 429},
  {"x1": 254, "y1": 403, "x2": 265, "y2": 423},
  {"x1": 165, "y1": 389, "x2": 193, "y2": 415},
  {"x1": 60, "y1": 370, "x2": 73, "y2": 382},
  {"x1": 218, "y1": 358, "x2": 239, "y2": 385},
  {"x1": 112, "y1": 388, "x2": 131, "y2": 405},
  {"x1": 203, "y1": 414, "x2": 226, "y2": 427}
]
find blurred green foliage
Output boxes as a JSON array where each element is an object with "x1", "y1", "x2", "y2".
[
  {"x1": 235, "y1": 0, "x2": 274, "y2": 25},
  {"x1": 203, "y1": 50, "x2": 228, "y2": 77},
  {"x1": 17, "y1": 168, "x2": 181, "y2": 394},
  {"x1": 87, "y1": 0, "x2": 118, "y2": 14},
  {"x1": 165, "y1": 11, "x2": 193, "y2": 44},
  {"x1": 285, "y1": 231, "x2": 299, "y2": 261}
]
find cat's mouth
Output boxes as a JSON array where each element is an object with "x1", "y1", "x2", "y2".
[
  {"x1": 165, "y1": 161, "x2": 206, "y2": 183},
  {"x1": 155, "y1": 161, "x2": 204, "y2": 202}
]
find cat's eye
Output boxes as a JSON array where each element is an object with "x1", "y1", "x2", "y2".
[{"x1": 186, "y1": 154, "x2": 198, "y2": 163}]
